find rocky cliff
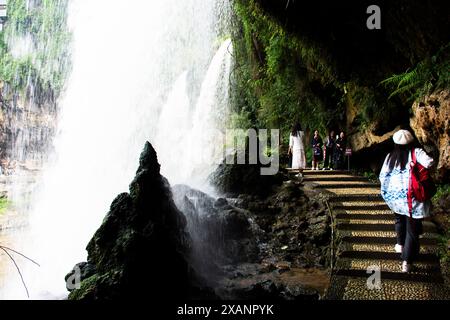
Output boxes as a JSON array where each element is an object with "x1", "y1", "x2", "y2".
[
  {"x1": 66, "y1": 143, "x2": 332, "y2": 300},
  {"x1": 0, "y1": 83, "x2": 57, "y2": 173},
  {"x1": 66, "y1": 142, "x2": 203, "y2": 300},
  {"x1": 410, "y1": 90, "x2": 450, "y2": 181}
]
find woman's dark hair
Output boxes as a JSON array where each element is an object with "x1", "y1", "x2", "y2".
[
  {"x1": 291, "y1": 123, "x2": 302, "y2": 136},
  {"x1": 387, "y1": 144, "x2": 411, "y2": 170}
]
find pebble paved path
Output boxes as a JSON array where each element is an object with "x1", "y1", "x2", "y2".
[{"x1": 301, "y1": 169, "x2": 450, "y2": 300}]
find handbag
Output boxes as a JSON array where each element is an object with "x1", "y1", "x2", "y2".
[{"x1": 407, "y1": 148, "x2": 437, "y2": 216}]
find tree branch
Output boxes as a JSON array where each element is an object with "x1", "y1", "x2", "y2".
[
  {"x1": 0, "y1": 245, "x2": 41, "y2": 298},
  {"x1": 1, "y1": 247, "x2": 30, "y2": 298}
]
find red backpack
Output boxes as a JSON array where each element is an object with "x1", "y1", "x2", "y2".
[{"x1": 407, "y1": 148, "x2": 436, "y2": 216}]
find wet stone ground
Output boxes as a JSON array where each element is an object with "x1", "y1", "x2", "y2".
[{"x1": 172, "y1": 171, "x2": 333, "y2": 300}]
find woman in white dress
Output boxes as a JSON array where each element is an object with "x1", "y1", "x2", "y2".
[{"x1": 288, "y1": 122, "x2": 306, "y2": 177}]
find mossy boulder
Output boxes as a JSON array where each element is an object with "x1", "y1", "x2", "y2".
[{"x1": 66, "y1": 142, "x2": 200, "y2": 300}]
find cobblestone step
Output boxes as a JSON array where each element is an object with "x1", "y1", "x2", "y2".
[
  {"x1": 337, "y1": 219, "x2": 393, "y2": 225},
  {"x1": 341, "y1": 236, "x2": 438, "y2": 246},
  {"x1": 335, "y1": 213, "x2": 394, "y2": 220},
  {"x1": 339, "y1": 250, "x2": 439, "y2": 263},
  {"x1": 302, "y1": 170, "x2": 350, "y2": 175},
  {"x1": 332, "y1": 204, "x2": 390, "y2": 211},
  {"x1": 337, "y1": 222, "x2": 437, "y2": 233},
  {"x1": 315, "y1": 183, "x2": 380, "y2": 189},
  {"x1": 336, "y1": 257, "x2": 441, "y2": 272},
  {"x1": 326, "y1": 188, "x2": 380, "y2": 195},
  {"x1": 329, "y1": 194, "x2": 383, "y2": 202},
  {"x1": 341, "y1": 241, "x2": 439, "y2": 255},
  {"x1": 303, "y1": 176, "x2": 368, "y2": 182},
  {"x1": 325, "y1": 275, "x2": 450, "y2": 300},
  {"x1": 338, "y1": 230, "x2": 440, "y2": 239},
  {"x1": 334, "y1": 269, "x2": 444, "y2": 283}
]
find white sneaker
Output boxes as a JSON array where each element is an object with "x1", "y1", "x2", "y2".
[
  {"x1": 394, "y1": 244, "x2": 403, "y2": 253},
  {"x1": 322, "y1": 168, "x2": 326, "y2": 171},
  {"x1": 401, "y1": 261, "x2": 411, "y2": 273},
  {"x1": 330, "y1": 168, "x2": 333, "y2": 171}
]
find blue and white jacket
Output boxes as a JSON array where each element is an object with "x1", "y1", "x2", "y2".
[{"x1": 379, "y1": 148, "x2": 434, "y2": 219}]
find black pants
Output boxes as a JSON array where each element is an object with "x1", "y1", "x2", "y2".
[
  {"x1": 324, "y1": 147, "x2": 333, "y2": 168},
  {"x1": 333, "y1": 151, "x2": 345, "y2": 170},
  {"x1": 395, "y1": 214, "x2": 423, "y2": 263}
]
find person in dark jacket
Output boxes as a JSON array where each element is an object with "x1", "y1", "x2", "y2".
[
  {"x1": 333, "y1": 131, "x2": 346, "y2": 170},
  {"x1": 311, "y1": 130, "x2": 323, "y2": 170},
  {"x1": 323, "y1": 130, "x2": 335, "y2": 170}
]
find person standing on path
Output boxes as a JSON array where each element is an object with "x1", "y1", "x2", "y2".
[
  {"x1": 288, "y1": 122, "x2": 306, "y2": 177},
  {"x1": 311, "y1": 130, "x2": 323, "y2": 170},
  {"x1": 333, "y1": 131, "x2": 346, "y2": 170},
  {"x1": 323, "y1": 130, "x2": 335, "y2": 170},
  {"x1": 379, "y1": 129, "x2": 434, "y2": 273}
]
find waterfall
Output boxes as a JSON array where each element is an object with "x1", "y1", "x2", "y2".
[
  {"x1": 154, "y1": 39, "x2": 233, "y2": 191},
  {"x1": 1, "y1": 0, "x2": 232, "y2": 299},
  {"x1": 186, "y1": 39, "x2": 233, "y2": 191}
]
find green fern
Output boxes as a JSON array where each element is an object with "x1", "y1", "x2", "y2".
[{"x1": 381, "y1": 42, "x2": 449, "y2": 101}]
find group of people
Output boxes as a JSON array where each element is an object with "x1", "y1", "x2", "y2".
[
  {"x1": 288, "y1": 123, "x2": 436, "y2": 273},
  {"x1": 287, "y1": 123, "x2": 347, "y2": 175}
]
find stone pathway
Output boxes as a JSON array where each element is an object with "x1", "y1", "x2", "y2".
[{"x1": 301, "y1": 169, "x2": 450, "y2": 300}]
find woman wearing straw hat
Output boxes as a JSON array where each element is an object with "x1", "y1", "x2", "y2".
[{"x1": 379, "y1": 129, "x2": 434, "y2": 272}]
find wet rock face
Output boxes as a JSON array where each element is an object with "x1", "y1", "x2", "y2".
[
  {"x1": 66, "y1": 142, "x2": 198, "y2": 300},
  {"x1": 216, "y1": 263, "x2": 325, "y2": 300},
  {"x1": 410, "y1": 90, "x2": 450, "y2": 181},
  {"x1": 171, "y1": 184, "x2": 260, "y2": 273},
  {"x1": 172, "y1": 178, "x2": 331, "y2": 299},
  {"x1": 0, "y1": 87, "x2": 57, "y2": 171},
  {"x1": 236, "y1": 180, "x2": 331, "y2": 269}
]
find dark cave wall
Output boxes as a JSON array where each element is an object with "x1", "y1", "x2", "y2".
[
  {"x1": 255, "y1": 0, "x2": 449, "y2": 76},
  {"x1": 230, "y1": 0, "x2": 449, "y2": 176}
]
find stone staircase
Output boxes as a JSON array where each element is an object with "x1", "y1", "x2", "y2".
[{"x1": 301, "y1": 169, "x2": 450, "y2": 300}]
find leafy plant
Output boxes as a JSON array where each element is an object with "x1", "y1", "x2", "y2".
[
  {"x1": 431, "y1": 184, "x2": 450, "y2": 263},
  {"x1": 363, "y1": 171, "x2": 379, "y2": 183},
  {"x1": 437, "y1": 233, "x2": 450, "y2": 263},
  {"x1": 381, "y1": 43, "x2": 450, "y2": 102},
  {"x1": 433, "y1": 184, "x2": 450, "y2": 204},
  {"x1": 230, "y1": 0, "x2": 345, "y2": 145}
]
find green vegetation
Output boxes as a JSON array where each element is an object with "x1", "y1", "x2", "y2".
[
  {"x1": 68, "y1": 274, "x2": 99, "y2": 300},
  {"x1": 0, "y1": 0, "x2": 71, "y2": 95},
  {"x1": 381, "y1": 43, "x2": 450, "y2": 102},
  {"x1": 231, "y1": 0, "x2": 448, "y2": 154},
  {"x1": 432, "y1": 184, "x2": 450, "y2": 263},
  {"x1": 363, "y1": 171, "x2": 379, "y2": 183},
  {"x1": 347, "y1": 84, "x2": 398, "y2": 131},
  {"x1": 229, "y1": 0, "x2": 410, "y2": 146},
  {"x1": 0, "y1": 197, "x2": 11, "y2": 215},
  {"x1": 432, "y1": 184, "x2": 450, "y2": 204},
  {"x1": 437, "y1": 232, "x2": 450, "y2": 264},
  {"x1": 349, "y1": 169, "x2": 380, "y2": 183},
  {"x1": 230, "y1": 0, "x2": 345, "y2": 144}
]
